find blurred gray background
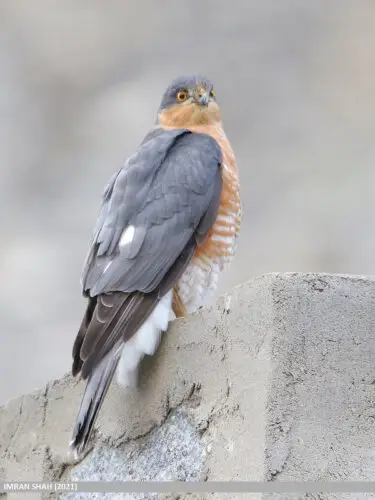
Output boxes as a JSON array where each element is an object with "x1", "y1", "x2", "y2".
[{"x1": 1, "y1": 0, "x2": 375, "y2": 404}]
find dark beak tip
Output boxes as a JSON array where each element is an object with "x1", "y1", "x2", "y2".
[{"x1": 199, "y1": 95, "x2": 210, "y2": 106}]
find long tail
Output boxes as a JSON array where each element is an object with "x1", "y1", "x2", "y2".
[{"x1": 69, "y1": 347, "x2": 121, "y2": 459}]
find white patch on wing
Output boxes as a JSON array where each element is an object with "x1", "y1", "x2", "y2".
[
  {"x1": 116, "y1": 290, "x2": 172, "y2": 388},
  {"x1": 119, "y1": 225, "x2": 135, "y2": 247}
]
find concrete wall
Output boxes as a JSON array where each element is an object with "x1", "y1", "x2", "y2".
[{"x1": 1, "y1": 273, "x2": 375, "y2": 500}]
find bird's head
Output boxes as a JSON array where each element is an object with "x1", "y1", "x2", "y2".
[{"x1": 157, "y1": 75, "x2": 221, "y2": 128}]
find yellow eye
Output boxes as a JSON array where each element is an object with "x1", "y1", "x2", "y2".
[
  {"x1": 176, "y1": 90, "x2": 188, "y2": 102},
  {"x1": 210, "y1": 89, "x2": 215, "y2": 98}
]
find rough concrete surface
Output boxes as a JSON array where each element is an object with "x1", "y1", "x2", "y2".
[{"x1": 1, "y1": 273, "x2": 375, "y2": 500}]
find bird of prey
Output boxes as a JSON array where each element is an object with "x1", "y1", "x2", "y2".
[{"x1": 69, "y1": 75, "x2": 241, "y2": 458}]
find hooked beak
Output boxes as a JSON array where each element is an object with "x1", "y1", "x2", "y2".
[{"x1": 196, "y1": 92, "x2": 210, "y2": 107}]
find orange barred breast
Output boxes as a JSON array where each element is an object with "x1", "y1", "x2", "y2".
[
  {"x1": 158, "y1": 117, "x2": 241, "y2": 317},
  {"x1": 171, "y1": 123, "x2": 241, "y2": 316},
  {"x1": 188, "y1": 123, "x2": 241, "y2": 261}
]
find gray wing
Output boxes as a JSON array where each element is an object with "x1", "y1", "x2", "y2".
[
  {"x1": 81, "y1": 128, "x2": 222, "y2": 297},
  {"x1": 70, "y1": 129, "x2": 222, "y2": 455}
]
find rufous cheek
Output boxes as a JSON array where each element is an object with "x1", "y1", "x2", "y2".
[{"x1": 159, "y1": 102, "x2": 221, "y2": 127}]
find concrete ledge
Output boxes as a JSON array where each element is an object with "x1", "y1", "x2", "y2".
[{"x1": 1, "y1": 273, "x2": 375, "y2": 499}]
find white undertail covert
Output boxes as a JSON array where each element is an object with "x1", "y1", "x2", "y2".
[{"x1": 116, "y1": 290, "x2": 173, "y2": 387}]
